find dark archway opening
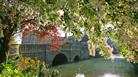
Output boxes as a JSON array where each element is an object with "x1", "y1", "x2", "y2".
[
  {"x1": 52, "y1": 53, "x2": 68, "y2": 66},
  {"x1": 74, "y1": 56, "x2": 80, "y2": 62}
]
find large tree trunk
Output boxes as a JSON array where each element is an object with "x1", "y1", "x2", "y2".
[
  {"x1": 0, "y1": 38, "x2": 10, "y2": 63},
  {"x1": 0, "y1": 37, "x2": 10, "y2": 73},
  {"x1": 0, "y1": 48, "x2": 6, "y2": 63},
  {"x1": 0, "y1": 15, "x2": 17, "y2": 64}
]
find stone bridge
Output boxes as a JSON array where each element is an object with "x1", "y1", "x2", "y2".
[
  {"x1": 19, "y1": 32, "x2": 89, "y2": 66},
  {"x1": 19, "y1": 43, "x2": 89, "y2": 66}
]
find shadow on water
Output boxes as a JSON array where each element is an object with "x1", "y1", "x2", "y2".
[{"x1": 52, "y1": 55, "x2": 137, "y2": 77}]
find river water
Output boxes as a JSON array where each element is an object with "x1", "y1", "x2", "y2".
[{"x1": 52, "y1": 57, "x2": 137, "y2": 77}]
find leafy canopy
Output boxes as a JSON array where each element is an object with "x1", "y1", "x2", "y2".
[{"x1": 0, "y1": 0, "x2": 138, "y2": 63}]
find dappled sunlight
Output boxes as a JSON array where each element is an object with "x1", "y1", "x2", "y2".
[{"x1": 99, "y1": 73, "x2": 120, "y2": 77}]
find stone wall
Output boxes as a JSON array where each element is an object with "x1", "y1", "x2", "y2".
[
  {"x1": 19, "y1": 43, "x2": 89, "y2": 66},
  {"x1": 20, "y1": 31, "x2": 90, "y2": 65}
]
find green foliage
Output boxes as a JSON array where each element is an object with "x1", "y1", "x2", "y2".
[
  {"x1": 0, "y1": 0, "x2": 138, "y2": 63},
  {"x1": 94, "y1": 23, "x2": 101, "y2": 37},
  {"x1": 0, "y1": 56, "x2": 61, "y2": 77}
]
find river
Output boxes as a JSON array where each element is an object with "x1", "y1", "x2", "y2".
[{"x1": 52, "y1": 57, "x2": 137, "y2": 77}]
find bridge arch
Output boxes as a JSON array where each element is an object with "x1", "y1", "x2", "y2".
[
  {"x1": 52, "y1": 53, "x2": 68, "y2": 66},
  {"x1": 74, "y1": 55, "x2": 80, "y2": 62}
]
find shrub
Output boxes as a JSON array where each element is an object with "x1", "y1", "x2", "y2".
[{"x1": 0, "y1": 56, "x2": 61, "y2": 77}]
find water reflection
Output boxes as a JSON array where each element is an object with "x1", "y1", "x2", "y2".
[
  {"x1": 52, "y1": 58, "x2": 135, "y2": 77},
  {"x1": 75, "y1": 73, "x2": 85, "y2": 77},
  {"x1": 99, "y1": 73, "x2": 120, "y2": 77}
]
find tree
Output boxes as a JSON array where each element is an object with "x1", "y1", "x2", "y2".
[
  {"x1": 0, "y1": 0, "x2": 58, "y2": 63},
  {"x1": 0, "y1": 0, "x2": 138, "y2": 64}
]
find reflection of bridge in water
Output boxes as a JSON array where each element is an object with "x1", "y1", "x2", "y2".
[{"x1": 19, "y1": 32, "x2": 90, "y2": 66}]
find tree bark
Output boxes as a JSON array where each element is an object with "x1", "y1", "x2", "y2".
[
  {"x1": 0, "y1": 15, "x2": 17, "y2": 63},
  {"x1": 0, "y1": 38, "x2": 10, "y2": 63}
]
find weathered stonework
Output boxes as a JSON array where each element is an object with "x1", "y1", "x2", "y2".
[{"x1": 19, "y1": 32, "x2": 90, "y2": 66}]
